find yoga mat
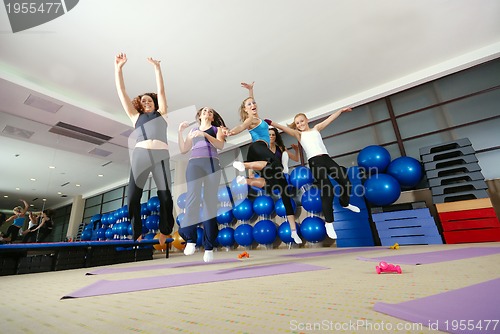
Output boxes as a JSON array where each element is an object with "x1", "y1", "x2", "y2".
[
  {"x1": 357, "y1": 247, "x2": 500, "y2": 265},
  {"x1": 63, "y1": 262, "x2": 328, "y2": 299},
  {"x1": 283, "y1": 247, "x2": 378, "y2": 258},
  {"x1": 87, "y1": 258, "x2": 240, "y2": 275},
  {"x1": 374, "y1": 278, "x2": 500, "y2": 333}
]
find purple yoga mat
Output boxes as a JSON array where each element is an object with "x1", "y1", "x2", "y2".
[
  {"x1": 374, "y1": 278, "x2": 500, "y2": 333},
  {"x1": 87, "y1": 258, "x2": 240, "y2": 275},
  {"x1": 63, "y1": 262, "x2": 328, "y2": 299},
  {"x1": 357, "y1": 247, "x2": 500, "y2": 265},
  {"x1": 282, "y1": 247, "x2": 378, "y2": 258}
]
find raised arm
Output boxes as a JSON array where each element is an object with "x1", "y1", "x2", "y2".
[
  {"x1": 241, "y1": 82, "x2": 254, "y2": 99},
  {"x1": 178, "y1": 121, "x2": 193, "y2": 154},
  {"x1": 268, "y1": 120, "x2": 301, "y2": 141},
  {"x1": 147, "y1": 57, "x2": 167, "y2": 115},
  {"x1": 19, "y1": 199, "x2": 28, "y2": 215},
  {"x1": 314, "y1": 107, "x2": 352, "y2": 132},
  {"x1": 228, "y1": 116, "x2": 254, "y2": 136},
  {"x1": 114, "y1": 53, "x2": 138, "y2": 122},
  {"x1": 204, "y1": 126, "x2": 226, "y2": 150}
]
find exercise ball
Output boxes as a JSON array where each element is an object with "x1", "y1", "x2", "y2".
[
  {"x1": 253, "y1": 219, "x2": 277, "y2": 245},
  {"x1": 127, "y1": 223, "x2": 133, "y2": 236},
  {"x1": 80, "y1": 230, "x2": 92, "y2": 241},
  {"x1": 234, "y1": 224, "x2": 254, "y2": 247},
  {"x1": 216, "y1": 207, "x2": 234, "y2": 225},
  {"x1": 300, "y1": 216, "x2": 326, "y2": 243},
  {"x1": 278, "y1": 221, "x2": 301, "y2": 243},
  {"x1": 176, "y1": 192, "x2": 187, "y2": 209},
  {"x1": 90, "y1": 214, "x2": 101, "y2": 224},
  {"x1": 217, "y1": 227, "x2": 235, "y2": 247},
  {"x1": 301, "y1": 187, "x2": 323, "y2": 213},
  {"x1": 289, "y1": 166, "x2": 314, "y2": 189},
  {"x1": 176, "y1": 212, "x2": 185, "y2": 226},
  {"x1": 140, "y1": 203, "x2": 150, "y2": 216},
  {"x1": 217, "y1": 186, "x2": 231, "y2": 202},
  {"x1": 357, "y1": 145, "x2": 391, "y2": 173},
  {"x1": 172, "y1": 231, "x2": 186, "y2": 250},
  {"x1": 96, "y1": 228, "x2": 107, "y2": 240},
  {"x1": 105, "y1": 227, "x2": 114, "y2": 240},
  {"x1": 145, "y1": 214, "x2": 160, "y2": 230},
  {"x1": 143, "y1": 232, "x2": 156, "y2": 240},
  {"x1": 231, "y1": 177, "x2": 249, "y2": 199},
  {"x1": 153, "y1": 232, "x2": 168, "y2": 251},
  {"x1": 364, "y1": 174, "x2": 401, "y2": 206},
  {"x1": 252, "y1": 195, "x2": 275, "y2": 216},
  {"x1": 275, "y1": 198, "x2": 296, "y2": 217},
  {"x1": 232, "y1": 198, "x2": 254, "y2": 221},
  {"x1": 386, "y1": 156, "x2": 423, "y2": 188},
  {"x1": 121, "y1": 205, "x2": 129, "y2": 220},
  {"x1": 147, "y1": 196, "x2": 160, "y2": 212}
]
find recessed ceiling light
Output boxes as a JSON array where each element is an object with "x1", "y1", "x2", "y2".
[
  {"x1": 30, "y1": 178, "x2": 36, "y2": 181},
  {"x1": 42, "y1": 199, "x2": 47, "y2": 201},
  {"x1": 57, "y1": 192, "x2": 62, "y2": 195},
  {"x1": 49, "y1": 166, "x2": 56, "y2": 169},
  {"x1": 98, "y1": 174, "x2": 103, "y2": 177},
  {"x1": 75, "y1": 184, "x2": 81, "y2": 187},
  {"x1": 15, "y1": 188, "x2": 20, "y2": 190},
  {"x1": 3, "y1": 195, "x2": 8, "y2": 198}
]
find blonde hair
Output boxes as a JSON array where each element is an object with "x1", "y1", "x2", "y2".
[
  {"x1": 13, "y1": 206, "x2": 22, "y2": 213},
  {"x1": 288, "y1": 113, "x2": 307, "y2": 130},
  {"x1": 239, "y1": 97, "x2": 254, "y2": 122}
]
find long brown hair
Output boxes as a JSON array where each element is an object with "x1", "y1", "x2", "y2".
[
  {"x1": 131, "y1": 93, "x2": 159, "y2": 114},
  {"x1": 196, "y1": 107, "x2": 226, "y2": 128},
  {"x1": 269, "y1": 127, "x2": 285, "y2": 152}
]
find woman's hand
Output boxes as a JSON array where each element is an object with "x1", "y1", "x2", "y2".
[
  {"x1": 179, "y1": 121, "x2": 190, "y2": 132},
  {"x1": 189, "y1": 129, "x2": 204, "y2": 139},
  {"x1": 241, "y1": 82, "x2": 254, "y2": 91},
  {"x1": 115, "y1": 53, "x2": 127, "y2": 69},
  {"x1": 291, "y1": 143, "x2": 299, "y2": 151},
  {"x1": 340, "y1": 107, "x2": 352, "y2": 113},
  {"x1": 147, "y1": 57, "x2": 161, "y2": 68}
]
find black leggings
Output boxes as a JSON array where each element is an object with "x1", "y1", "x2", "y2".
[
  {"x1": 247, "y1": 141, "x2": 295, "y2": 216},
  {"x1": 4, "y1": 225, "x2": 21, "y2": 242},
  {"x1": 309, "y1": 154, "x2": 351, "y2": 223},
  {"x1": 128, "y1": 148, "x2": 175, "y2": 240}
]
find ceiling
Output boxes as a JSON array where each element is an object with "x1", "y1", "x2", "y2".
[{"x1": 1, "y1": 0, "x2": 499, "y2": 212}]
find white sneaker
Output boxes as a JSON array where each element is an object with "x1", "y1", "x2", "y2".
[
  {"x1": 233, "y1": 161, "x2": 245, "y2": 172},
  {"x1": 344, "y1": 204, "x2": 360, "y2": 213},
  {"x1": 184, "y1": 242, "x2": 196, "y2": 256},
  {"x1": 203, "y1": 250, "x2": 214, "y2": 263},
  {"x1": 236, "y1": 175, "x2": 247, "y2": 185},
  {"x1": 291, "y1": 230, "x2": 303, "y2": 244},
  {"x1": 325, "y1": 223, "x2": 337, "y2": 239}
]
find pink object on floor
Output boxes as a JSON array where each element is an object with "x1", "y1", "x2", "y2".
[{"x1": 376, "y1": 261, "x2": 402, "y2": 274}]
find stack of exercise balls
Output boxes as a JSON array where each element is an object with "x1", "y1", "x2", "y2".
[{"x1": 357, "y1": 145, "x2": 423, "y2": 207}]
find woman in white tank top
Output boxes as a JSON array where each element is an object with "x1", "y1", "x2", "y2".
[{"x1": 267, "y1": 108, "x2": 360, "y2": 240}]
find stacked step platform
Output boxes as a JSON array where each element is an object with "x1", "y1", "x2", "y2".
[
  {"x1": 371, "y1": 201, "x2": 443, "y2": 246},
  {"x1": 333, "y1": 166, "x2": 375, "y2": 247},
  {"x1": 419, "y1": 138, "x2": 500, "y2": 244}
]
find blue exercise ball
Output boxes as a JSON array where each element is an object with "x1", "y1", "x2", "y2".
[
  {"x1": 140, "y1": 203, "x2": 150, "y2": 216},
  {"x1": 301, "y1": 187, "x2": 323, "y2": 213},
  {"x1": 217, "y1": 186, "x2": 231, "y2": 202},
  {"x1": 216, "y1": 207, "x2": 234, "y2": 225},
  {"x1": 106, "y1": 212, "x2": 117, "y2": 226},
  {"x1": 217, "y1": 227, "x2": 235, "y2": 247},
  {"x1": 147, "y1": 196, "x2": 160, "y2": 212},
  {"x1": 143, "y1": 232, "x2": 156, "y2": 240},
  {"x1": 145, "y1": 214, "x2": 159, "y2": 230},
  {"x1": 127, "y1": 223, "x2": 133, "y2": 236},
  {"x1": 177, "y1": 192, "x2": 187, "y2": 209},
  {"x1": 90, "y1": 214, "x2": 101, "y2": 224},
  {"x1": 300, "y1": 216, "x2": 326, "y2": 243},
  {"x1": 289, "y1": 166, "x2": 314, "y2": 189},
  {"x1": 253, "y1": 195, "x2": 275, "y2": 216},
  {"x1": 80, "y1": 230, "x2": 92, "y2": 241},
  {"x1": 96, "y1": 228, "x2": 107, "y2": 240},
  {"x1": 278, "y1": 221, "x2": 301, "y2": 243},
  {"x1": 122, "y1": 222, "x2": 131, "y2": 236},
  {"x1": 176, "y1": 212, "x2": 185, "y2": 226},
  {"x1": 253, "y1": 219, "x2": 277, "y2": 245},
  {"x1": 234, "y1": 224, "x2": 254, "y2": 247},
  {"x1": 357, "y1": 145, "x2": 391, "y2": 173},
  {"x1": 275, "y1": 198, "x2": 296, "y2": 217},
  {"x1": 386, "y1": 156, "x2": 423, "y2": 188},
  {"x1": 105, "y1": 227, "x2": 114, "y2": 240},
  {"x1": 364, "y1": 174, "x2": 401, "y2": 206},
  {"x1": 231, "y1": 177, "x2": 249, "y2": 199},
  {"x1": 232, "y1": 198, "x2": 254, "y2": 221},
  {"x1": 121, "y1": 205, "x2": 129, "y2": 219}
]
